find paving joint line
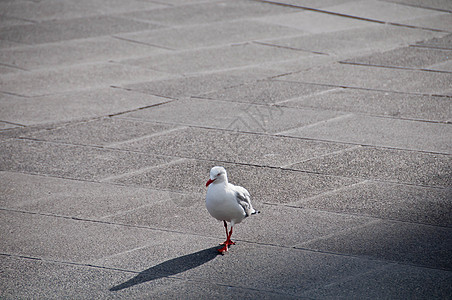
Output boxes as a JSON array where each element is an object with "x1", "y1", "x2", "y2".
[
  {"x1": 280, "y1": 145, "x2": 363, "y2": 168},
  {"x1": 105, "y1": 126, "x2": 188, "y2": 148},
  {"x1": 252, "y1": 41, "x2": 329, "y2": 55},
  {"x1": 274, "y1": 78, "x2": 452, "y2": 98},
  {"x1": 253, "y1": 0, "x2": 451, "y2": 33},
  {"x1": 380, "y1": 0, "x2": 452, "y2": 13},
  {"x1": 338, "y1": 60, "x2": 452, "y2": 74}
]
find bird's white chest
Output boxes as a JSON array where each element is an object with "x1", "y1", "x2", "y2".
[{"x1": 206, "y1": 184, "x2": 245, "y2": 223}]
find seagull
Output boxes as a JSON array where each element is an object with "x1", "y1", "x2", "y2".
[{"x1": 205, "y1": 166, "x2": 259, "y2": 254}]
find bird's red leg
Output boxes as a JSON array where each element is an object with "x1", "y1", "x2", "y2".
[
  {"x1": 226, "y1": 226, "x2": 235, "y2": 246},
  {"x1": 218, "y1": 221, "x2": 235, "y2": 253}
]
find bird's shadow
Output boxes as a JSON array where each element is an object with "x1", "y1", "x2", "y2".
[{"x1": 110, "y1": 246, "x2": 220, "y2": 291}]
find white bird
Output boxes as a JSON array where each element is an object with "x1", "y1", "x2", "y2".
[{"x1": 205, "y1": 166, "x2": 259, "y2": 253}]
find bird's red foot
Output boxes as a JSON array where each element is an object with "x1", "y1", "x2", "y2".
[
  {"x1": 220, "y1": 239, "x2": 235, "y2": 246},
  {"x1": 218, "y1": 238, "x2": 235, "y2": 253}
]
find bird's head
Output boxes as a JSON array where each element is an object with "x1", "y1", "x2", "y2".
[{"x1": 206, "y1": 166, "x2": 228, "y2": 187}]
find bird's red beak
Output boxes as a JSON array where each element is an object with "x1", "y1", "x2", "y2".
[{"x1": 206, "y1": 178, "x2": 215, "y2": 187}]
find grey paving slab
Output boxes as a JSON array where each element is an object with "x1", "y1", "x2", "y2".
[
  {"x1": 0, "y1": 15, "x2": 34, "y2": 28},
  {"x1": 429, "y1": 60, "x2": 452, "y2": 73},
  {"x1": 0, "y1": 39, "x2": 24, "y2": 49},
  {"x1": 108, "y1": 158, "x2": 362, "y2": 204},
  {"x1": 114, "y1": 126, "x2": 353, "y2": 167},
  {"x1": 0, "y1": 171, "x2": 175, "y2": 220},
  {"x1": 0, "y1": 210, "x2": 168, "y2": 263},
  {"x1": 385, "y1": 0, "x2": 452, "y2": 12},
  {"x1": 289, "y1": 146, "x2": 452, "y2": 187},
  {"x1": 300, "y1": 263, "x2": 452, "y2": 299},
  {"x1": 260, "y1": 24, "x2": 447, "y2": 58},
  {"x1": 259, "y1": 10, "x2": 377, "y2": 34},
  {"x1": 0, "y1": 0, "x2": 167, "y2": 22},
  {"x1": 298, "y1": 220, "x2": 452, "y2": 270},
  {"x1": 0, "y1": 36, "x2": 168, "y2": 70},
  {"x1": 0, "y1": 15, "x2": 162, "y2": 45},
  {"x1": 280, "y1": 88, "x2": 452, "y2": 122},
  {"x1": 0, "y1": 62, "x2": 167, "y2": 97},
  {"x1": 281, "y1": 114, "x2": 452, "y2": 154},
  {"x1": 122, "y1": 97, "x2": 344, "y2": 134},
  {"x1": 20, "y1": 117, "x2": 175, "y2": 146},
  {"x1": 198, "y1": 79, "x2": 333, "y2": 105},
  {"x1": 121, "y1": 0, "x2": 298, "y2": 26},
  {"x1": 264, "y1": 0, "x2": 355, "y2": 8},
  {"x1": 414, "y1": 33, "x2": 452, "y2": 49},
  {"x1": 280, "y1": 62, "x2": 452, "y2": 95},
  {"x1": 404, "y1": 13, "x2": 452, "y2": 32},
  {"x1": 122, "y1": 68, "x2": 278, "y2": 99},
  {"x1": 295, "y1": 180, "x2": 452, "y2": 227},
  {"x1": 343, "y1": 46, "x2": 452, "y2": 69},
  {"x1": 0, "y1": 255, "x2": 180, "y2": 299},
  {"x1": 0, "y1": 88, "x2": 171, "y2": 126},
  {"x1": 325, "y1": 0, "x2": 445, "y2": 23},
  {"x1": 100, "y1": 239, "x2": 385, "y2": 297},
  {"x1": 0, "y1": 139, "x2": 175, "y2": 181},
  {"x1": 121, "y1": 42, "x2": 310, "y2": 74},
  {"x1": 0, "y1": 122, "x2": 20, "y2": 130},
  {"x1": 116, "y1": 19, "x2": 304, "y2": 50}
]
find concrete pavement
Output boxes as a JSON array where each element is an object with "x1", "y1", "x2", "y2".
[{"x1": 1, "y1": 0, "x2": 451, "y2": 298}]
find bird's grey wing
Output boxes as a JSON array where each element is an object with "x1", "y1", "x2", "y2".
[{"x1": 234, "y1": 186, "x2": 257, "y2": 217}]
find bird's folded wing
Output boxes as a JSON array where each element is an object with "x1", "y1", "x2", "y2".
[{"x1": 234, "y1": 185, "x2": 254, "y2": 217}]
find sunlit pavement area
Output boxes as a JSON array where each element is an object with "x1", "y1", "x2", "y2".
[{"x1": 1, "y1": 0, "x2": 451, "y2": 298}]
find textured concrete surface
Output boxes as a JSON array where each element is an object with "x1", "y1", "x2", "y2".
[{"x1": 1, "y1": 0, "x2": 451, "y2": 299}]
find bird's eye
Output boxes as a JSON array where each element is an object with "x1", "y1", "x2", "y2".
[{"x1": 217, "y1": 173, "x2": 221, "y2": 176}]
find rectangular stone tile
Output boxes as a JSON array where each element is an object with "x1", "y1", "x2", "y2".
[
  {"x1": 0, "y1": 139, "x2": 174, "y2": 181},
  {"x1": 298, "y1": 220, "x2": 452, "y2": 270},
  {"x1": 289, "y1": 146, "x2": 452, "y2": 187},
  {"x1": 295, "y1": 180, "x2": 452, "y2": 227},
  {"x1": 280, "y1": 62, "x2": 452, "y2": 95},
  {"x1": 0, "y1": 0, "x2": 167, "y2": 22},
  {"x1": 122, "y1": 97, "x2": 344, "y2": 134},
  {"x1": 0, "y1": 255, "x2": 179, "y2": 299},
  {"x1": 0, "y1": 171, "x2": 174, "y2": 220},
  {"x1": 282, "y1": 114, "x2": 452, "y2": 154},
  {"x1": 0, "y1": 36, "x2": 168, "y2": 70},
  {"x1": 116, "y1": 19, "x2": 304, "y2": 50},
  {"x1": 121, "y1": 0, "x2": 298, "y2": 26},
  {"x1": 0, "y1": 62, "x2": 167, "y2": 97},
  {"x1": 115, "y1": 126, "x2": 352, "y2": 167},
  {"x1": 343, "y1": 46, "x2": 452, "y2": 69},
  {"x1": 385, "y1": 0, "x2": 452, "y2": 12},
  {"x1": 301, "y1": 263, "x2": 452, "y2": 299},
  {"x1": 260, "y1": 24, "x2": 445, "y2": 58},
  {"x1": 109, "y1": 159, "x2": 362, "y2": 204},
  {"x1": 401, "y1": 13, "x2": 452, "y2": 32},
  {"x1": 121, "y1": 42, "x2": 310, "y2": 74},
  {"x1": 20, "y1": 117, "x2": 176, "y2": 146},
  {"x1": 260, "y1": 10, "x2": 376, "y2": 34},
  {"x1": 0, "y1": 15, "x2": 162, "y2": 45},
  {"x1": 0, "y1": 88, "x2": 171, "y2": 125},
  {"x1": 0, "y1": 210, "x2": 168, "y2": 263},
  {"x1": 414, "y1": 33, "x2": 452, "y2": 49},
  {"x1": 429, "y1": 60, "x2": 452, "y2": 72},
  {"x1": 281, "y1": 88, "x2": 452, "y2": 122},
  {"x1": 122, "y1": 68, "x2": 277, "y2": 99},
  {"x1": 198, "y1": 79, "x2": 333, "y2": 105},
  {"x1": 326, "y1": 0, "x2": 444, "y2": 23}
]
